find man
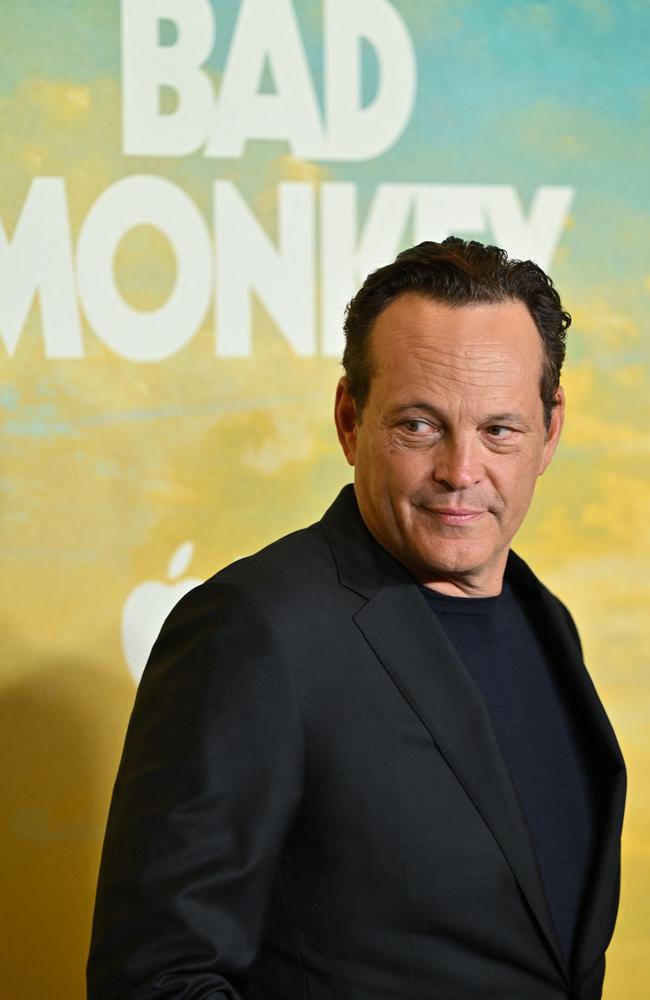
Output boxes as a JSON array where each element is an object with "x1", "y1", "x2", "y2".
[{"x1": 88, "y1": 238, "x2": 626, "y2": 999}]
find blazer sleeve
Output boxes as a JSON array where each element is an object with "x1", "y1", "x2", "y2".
[{"x1": 87, "y1": 577, "x2": 306, "y2": 1000}]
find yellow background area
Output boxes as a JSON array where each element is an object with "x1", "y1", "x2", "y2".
[{"x1": 1, "y1": 2, "x2": 649, "y2": 996}]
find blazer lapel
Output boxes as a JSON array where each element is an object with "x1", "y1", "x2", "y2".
[
  {"x1": 322, "y1": 486, "x2": 570, "y2": 983},
  {"x1": 509, "y1": 554, "x2": 627, "y2": 975},
  {"x1": 354, "y1": 584, "x2": 570, "y2": 983}
]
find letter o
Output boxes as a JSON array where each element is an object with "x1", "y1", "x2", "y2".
[{"x1": 77, "y1": 175, "x2": 212, "y2": 360}]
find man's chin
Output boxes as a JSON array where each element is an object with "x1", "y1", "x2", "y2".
[{"x1": 406, "y1": 537, "x2": 504, "y2": 588}]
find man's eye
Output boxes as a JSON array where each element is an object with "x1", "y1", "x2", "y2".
[
  {"x1": 403, "y1": 420, "x2": 431, "y2": 433},
  {"x1": 486, "y1": 425, "x2": 514, "y2": 438}
]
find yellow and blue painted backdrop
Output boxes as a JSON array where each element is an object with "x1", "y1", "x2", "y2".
[{"x1": 1, "y1": 2, "x2": 648, "y2": 995}]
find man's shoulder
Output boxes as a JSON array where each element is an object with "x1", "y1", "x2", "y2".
[
  {"x1": 211, "y1": 518, "x2": 335, "y2": 600},
  {"x1": 157, "y1": 487, "x2": 366, "y2": 642},
  {"x1": 199, "y1": 484, "x2": 366, "y2": 610},
  {"x1": 151, "y1": 514, "x2": 345, "y2": 670}
]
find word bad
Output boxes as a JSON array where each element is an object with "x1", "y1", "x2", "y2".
[
  {"x1": 0, "y1": 176, "x2": 574, "y2": 361},
  {"x1": 122, "y1": 0, "x2": 417, "y2": 160}
]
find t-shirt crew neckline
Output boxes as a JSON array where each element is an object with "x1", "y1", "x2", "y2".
[{"x1": 417, "y1": 578, "x2": 513, "y2": 616}]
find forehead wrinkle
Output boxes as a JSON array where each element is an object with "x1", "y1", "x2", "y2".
[
  {"x1": 408, "y1": 341, "x2": 527, "y2": 369},
  {"x1": 376, "y1": 362, "x2": 521, "y2": 393},
  {"x1": 412, "y1": 341, "x2": 530, "y2": 382},
  {"x1": 402, "y1": 355, "x2": 522, "y2": 391},
  {"x1": 393, "y1": 374, "x2": 523, "y2": 409}
]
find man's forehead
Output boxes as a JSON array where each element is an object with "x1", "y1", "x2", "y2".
[{"x1": 369, "y1": 294, "x2": 543, "y2": 377}]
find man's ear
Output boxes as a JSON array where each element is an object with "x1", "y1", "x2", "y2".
[
  {"x1": 334, "y1": 378, "x2": 359, "y2": 467},
  {"x1": 538, "y1": 386, "x2": 565, "y2": 476}
]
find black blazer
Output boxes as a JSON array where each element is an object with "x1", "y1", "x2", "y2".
[{"x1": 88, "y1": 485, "x2": 626, "y2": 999}]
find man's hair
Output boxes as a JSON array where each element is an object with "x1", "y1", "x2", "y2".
[{"x1": 342, "y1": 237, "x2": 571, "y2": 430}]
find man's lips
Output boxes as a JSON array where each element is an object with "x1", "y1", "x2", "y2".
[{"x1": 423, "y1": 507, "x2": 486, "y2": 524}]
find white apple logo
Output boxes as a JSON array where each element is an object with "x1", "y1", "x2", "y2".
[{"x1": 121, "y1": 540, "x2": 203, "y2": 684}]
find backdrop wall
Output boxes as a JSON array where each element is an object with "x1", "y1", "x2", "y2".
[{"x1": 1, "y1": 2, "x2": 648, "y2": 996}]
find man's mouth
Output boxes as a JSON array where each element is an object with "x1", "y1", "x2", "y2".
[{"x1": 425, "y1": 507, "x2": 486, "y2": 524}]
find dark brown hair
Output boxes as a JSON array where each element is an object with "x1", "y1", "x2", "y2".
[{"x1": 342, "y1": 237, "x2": 571, "y2": 429}]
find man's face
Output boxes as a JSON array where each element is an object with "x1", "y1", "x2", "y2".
[{"x1": 334, "y1": 293, "x2": 564, "y2": 597}]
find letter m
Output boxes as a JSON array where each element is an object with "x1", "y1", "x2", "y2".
[{"x1": 0, "y1": 178, "x2": 82, "y2": 357}]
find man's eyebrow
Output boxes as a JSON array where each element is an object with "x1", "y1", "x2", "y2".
[
  {"x1": 388, "y1": 402, "x2": 444, "y2": 418},
  {"x1": 483, "y1": 412, "x2": 531, "y2": 426}
]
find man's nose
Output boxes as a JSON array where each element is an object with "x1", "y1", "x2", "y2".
[{"x1": 432, "y1": 435, "x2": 483, "y2": 491}]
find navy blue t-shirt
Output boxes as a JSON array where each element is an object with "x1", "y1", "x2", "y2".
[{"x1": 419, "y1": 568, "x2": 598, "y2": 965}]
